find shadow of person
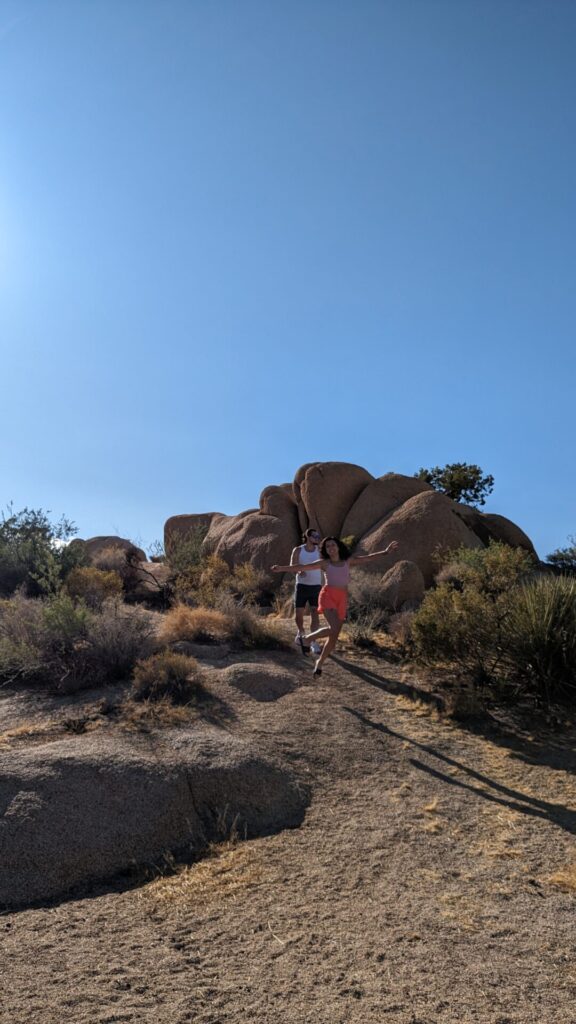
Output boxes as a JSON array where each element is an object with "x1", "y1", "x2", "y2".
[
  {"x1": 343, "y1": 706, "x2": 576, "y2": 837},
  {"x1": 334, "y1": 654, "x2": 576, "y2": 779}
]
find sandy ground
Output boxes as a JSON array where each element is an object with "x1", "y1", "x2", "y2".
[{"x1": 2, "y1": 627, "x2": 576, "y2": 1024}]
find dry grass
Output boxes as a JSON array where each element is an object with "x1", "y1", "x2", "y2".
[
  {"x1": 547, "y1": 864, "x2": 576, "y2": 893},
  {"x1": 141, "y1": 840, "x2": 268, "y2": 907},
  {"x1": 158, "y1": 605, "x2": 233, "y2": 644},
  {"x1": 117, "y1": 697, "x2": 199, "y2": 731},
  {"x1": 422, "y1": 818, "x2": 443, "y2": 834}
]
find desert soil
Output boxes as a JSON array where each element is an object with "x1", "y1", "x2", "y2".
[{"x1": 1, "y1": 625, "x2": 576, "y2": 1024}]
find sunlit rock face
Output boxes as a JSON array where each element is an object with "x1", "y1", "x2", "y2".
[{"x1": 164, "y1": 462, "x2": 537, "y2": 592}]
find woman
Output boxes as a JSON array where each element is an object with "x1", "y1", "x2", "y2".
[{"x1": 271, "y1": 536, "x2": 399, "y2": 676}]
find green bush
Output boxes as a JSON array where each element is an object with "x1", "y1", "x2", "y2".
[
  {"x1": 434, "y1": 541, "x2": 535, "y2": 597},
  {"x1": 131, "y1": 651, "x2": 206, "y2": 705},
  {"x1": 347, "y1": 571, "x2": 391, "y2": 629},
  {"x1": 410, "y1": 542, "x2": 576, "y2": 705},
  {"x1": 213, "y1": 593, "x2": 286, "y2": 649},
  {"x1": 502, "y1": 576, "x2": 576, "y2": 703},
  {"x1": 410, "y1": 582, "x2": 503, "y2": 682},
  {"x1": 0, "y1": 594, "x2": 155, "y2": 692},
  {"x1": 0, "y1": 506, "x2": 85, "y2": 597}
]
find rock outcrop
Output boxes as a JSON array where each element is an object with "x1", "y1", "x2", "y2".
[
  {"x1": 341, "y1": 473, "x2": 434, "y2": 543},
  {"x1": 355, "y1": 491, "x2": 484, "y2": 585},
  {"x1": 164, "y1": 463, "x2": 537, "y2": 596},
  {"x1": 0, "y1": 728, "x2": 308, "y2": 909},
  {"x1": 378, "y1": 559, "x2": 426, "y2": 611},
  {"x1": 213, "y1": 511, "x2": 300, "y2": 575},
  {"x1": 297, "y1": 462, "x2": 373, "y2": 537},
  {"x1": 72, "y1": 536, "x2": 147, "y2": 564}
]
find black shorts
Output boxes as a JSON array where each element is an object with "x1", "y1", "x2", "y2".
[{"x1": 294, "y1": 583, "x2": 321, "y2": 609}]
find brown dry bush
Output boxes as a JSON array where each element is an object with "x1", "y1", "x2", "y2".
[
  {"x1": 347, "y1": 570, "x2": 391, "y2": 629},
  {"x1": 388, "y1": 610, "x2": 416, "y2": 651},
  {"x1": 131, "y1": 651, "x2": 207, "y2": 705},
  {"x1": 158, "y1": 605, "x2": 232, "y2": 645},
  {"x1": 214, "y1": 594, "x2": 287, "y2": 650},
  {"x1": 65, "y1": 567, "x2": 123, "y2": 608},
  {"x1": 0, "y1": 593, "x2": 155, "y2": 692}
]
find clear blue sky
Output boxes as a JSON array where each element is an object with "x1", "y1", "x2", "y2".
[{"x1": 1, "y1": 0, "x2": 575, "y2": 558}]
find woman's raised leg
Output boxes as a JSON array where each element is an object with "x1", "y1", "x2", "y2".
[{"x1": 313, "y1": 608, "x2": 342, "y2": 674}]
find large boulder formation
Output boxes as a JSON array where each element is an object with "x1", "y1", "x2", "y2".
[
  {"x1": 164, "y1": 513, "x2": 222, "y2": 557},
  {"x1": 259, "y1": 484, "x2": 298, "y2": 520},
  {"x1": 202, "y1": 511, "x2": 257, "y2": 557},
  {"x1": 214, "y1": 511, "x2": 300, "y2": 575},
  {"x1": 296, "y1": 462, "x2": 374, "y2": 537},
  {"x1": 481, "y1": 513, "x2": 537, "y2": 555},
  {"x1": 356, "y1": 491, "x2": 484, "y2": 585},
  {"x1": 72, "y1": 536, "x2": 147, "y2": 564},
  {"x1": 293, "y1": 461, "x2": 322, "y2": 531},
  {"x1": 164, "y1": 462, "x2": 537, "y2": 595},
  {"x1": 378, "y1": 559, "x2": 426, "y2": 611},
  {"x1": 341, "y1": 473, "x2": 434, "y2": 543},
  {"x1": 0, "y1": 727, "x2": 309, "y2": 909}
]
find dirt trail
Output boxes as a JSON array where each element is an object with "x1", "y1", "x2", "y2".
[{"x1": 2, "y1": 633, "x2": 576, "y2": 1024}]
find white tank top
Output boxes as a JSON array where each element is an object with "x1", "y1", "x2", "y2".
[{"x1": 296, "y1": 545, "x2": 322, "y2": 585}]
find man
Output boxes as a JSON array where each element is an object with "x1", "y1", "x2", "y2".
[{"x1": 291, "y1": 528, "x2": 323, "y2": 655}]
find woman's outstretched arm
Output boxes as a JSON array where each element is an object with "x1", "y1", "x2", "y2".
[
  {"x1": 349, "y1": 541, "x2": 399, "y2": 566},
  {"x1": 271, "y1": 558, "x2": 327, "y2": 573}
]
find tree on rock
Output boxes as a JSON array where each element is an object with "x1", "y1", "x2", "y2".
[
  {"x1": 414, "y1": 463, "x2": 495, "y2": 507},
  {"x1": 546, "y1": 536, "x2": 576, "y2": 574}
]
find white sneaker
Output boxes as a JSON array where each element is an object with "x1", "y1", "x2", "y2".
[{"x1": 310, "y1": 641, "x2": 322, "y2": 655}]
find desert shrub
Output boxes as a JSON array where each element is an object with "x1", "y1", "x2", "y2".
[
  {"x1": 434, "y1": 542, "x2": 535, "y2": 596},
  {"x1": 91, "y1": 545, "x2": 129, "y2": 573},
  {"x1": 345, "y1": 610, "x2": 382, "y2": 648},
  {"x1": 347, "y1": 570, "x2": 391, "y2": 629},
  {"x1": 84, "y1": 600, "x2": 156, "y2": 685},
  {"x1": 0, "y1": 594, "x2": 46, "y2": 683},
  {"x1": 0, "y1": 506, "x2": 84, "y2": 597},
  {"x1": 410, "y1": 542, "x2": 576, "y2": 705},
  {"x1": 166, "y1": 526, "x2": 208, "y2": 571},
  {"x1": 131, "y1": 651, "x2": 205, "y2": 705},
  {"x1": 65, "y1": 567, "x2": 123, "y2": 608},
  {"x1": 91, "y1": 544, "x2": 145, "y2": 598},
  {"x1": 411, "y1": 543, "x2": 536, "y2": 683},
  {"x1": 0, "y1": 593, "x2": 154, "y2": 692},
  {"x1": 229, "y1": 562, "x2": 272, "y2": 606},
  {"x1": 158, "y1": 605, "x2": 232, "y2": 645},
  {"x1": 164, "y1": 527, "x2": 210, "y2": 599},
  {"x1": 388, "y1": 610, "x2": 416, "y2": 652},
  {"x1": 214, "y1": 593, "x2": 286, "y2": 649},
  {"x1": 501, "y1": 576, "x2": 576, "y2": 703},
  {"x1": 411, "y1": 584, "x2": 477, "y2": 668},
  {"x1": 196, "y1": 555, "x2": 232, "y2": 603}
]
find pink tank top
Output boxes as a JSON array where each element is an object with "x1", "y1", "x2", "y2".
[{"x1": 324, "y1": 561, "x2": 350, "y2": 587}]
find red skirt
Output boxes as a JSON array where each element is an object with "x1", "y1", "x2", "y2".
[{"x1": 318, "y1": 585, "x2": 348, "y2": 622}]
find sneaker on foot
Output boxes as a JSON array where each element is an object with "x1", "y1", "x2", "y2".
[
  {"x1": 297, "y1": 635, "x2": 310, "y2": 656},
  {"x1": 310, "y1": 641, "x2": 322, "y2": 655}
]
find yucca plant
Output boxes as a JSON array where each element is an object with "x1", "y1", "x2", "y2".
[{"x1": 502, "y1": 576, "x2": 576, "y2": 703}]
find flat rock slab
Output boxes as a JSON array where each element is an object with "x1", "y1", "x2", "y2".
[
  {"x1": 0, "y1": 726, "x2": 309, "y2": 909},
  {"x1": 220, "y1": 663, "x2": 298, "y2": 702}
]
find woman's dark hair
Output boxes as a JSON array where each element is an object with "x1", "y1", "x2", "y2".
[{"x1": 320, "y1": 536, "x2": 350, "y2": 561}]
